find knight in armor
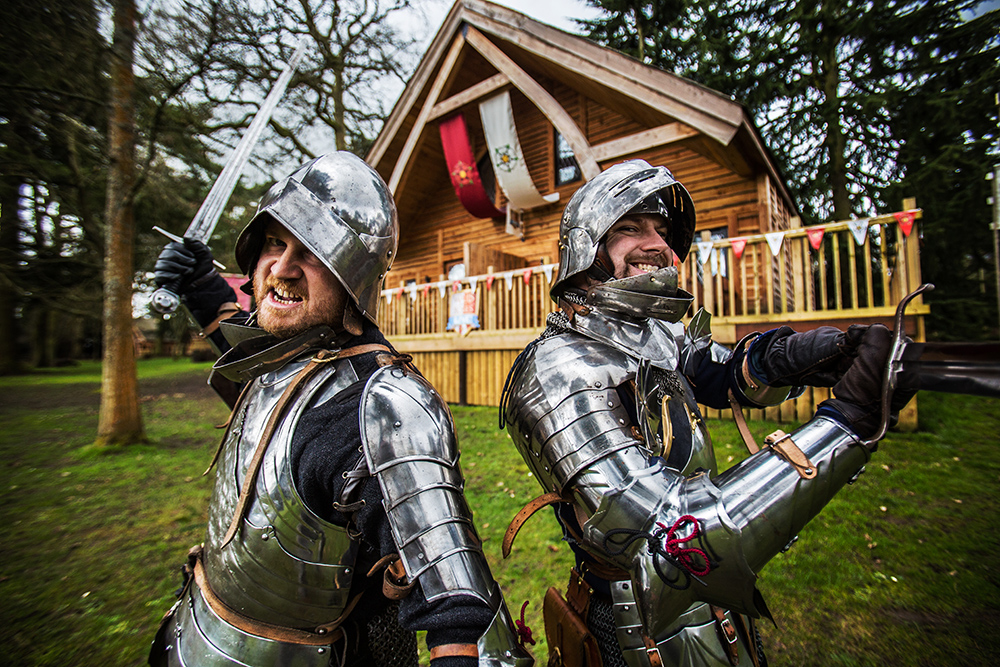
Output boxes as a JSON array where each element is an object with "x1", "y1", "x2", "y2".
[
  {"x1": 148, "y1": 152, "x2": 533, "y2": 667},
  {"x1": 499, "y1": 159, "x2": 915, "y2": 667}
]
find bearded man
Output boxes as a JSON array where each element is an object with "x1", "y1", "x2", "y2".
[
  {"x1": 149, "y1": 152, "x2": 532, "y2": 667},
  {"x1": 500, "y1": 159, "x2": 913, "y2": 667}
]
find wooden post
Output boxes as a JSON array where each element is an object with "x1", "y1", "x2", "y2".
[{"x1": 790, "y1": 217, "x2": 805, "y2": 314}]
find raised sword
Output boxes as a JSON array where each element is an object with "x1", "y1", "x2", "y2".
[{"x1": 151, "y1": 40, "x2": 308, "y2": 314}]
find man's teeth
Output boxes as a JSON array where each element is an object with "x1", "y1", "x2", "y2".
[
  {"x1": 634, "y1": 263, "x2": 659, "y2": 273},
  {"x1": 272, "y1": 287, "x2": 301, "y2": 304}
]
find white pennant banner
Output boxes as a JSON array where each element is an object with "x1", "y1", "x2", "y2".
[
  {"x1": 385, "y1": 290, "x2": 393, "y2": 304},
  {"x1": 468, "y1": 277, "x2": 479, "y2": 292},
  {"x1": 543, "y1": 265, "x2": 553, "y2": 283},
  {"x1": 437, "y1": 284, "x2": 447, "y2": 298},
  {"x1": 480, "y1": 91, "x2": 559, "y2": 210},
  {"x1": 849, "y1": 218, "x2": 870, "y2": 246},
  {"x1": 408, "y1": 285, "x2": 417, "y2": 301},
  {"x1": 765, "y1": 231, "x2": 785, "y2": 256},
  {"x1": 696, "y1": 241, "x2": 714, "y2": 265},
  {"x1": 504, "y1": 272, "x2": 515, "y2": 291}
]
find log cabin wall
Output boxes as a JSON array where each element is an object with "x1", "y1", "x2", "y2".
[{"x1": 367, "y1": 0, "x2": 925, "y2": 429}]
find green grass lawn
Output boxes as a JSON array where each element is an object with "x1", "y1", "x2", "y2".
[{"x1": 0, "y1": 358, "x2": 997, "y2": 665}]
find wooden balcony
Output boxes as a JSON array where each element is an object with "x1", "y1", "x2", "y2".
[{"x1": 378, "y1": 208, "x2": 926, "y2": 427}]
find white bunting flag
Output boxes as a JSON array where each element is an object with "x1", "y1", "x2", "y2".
[
  {"x1": 469, "y1": 277, "x2": 479, "y2": 292},
  {"x1": 696, "y1": 241, "x2": 714, "y2": 265},
  {"x1": 385, "y1": 290, "x2": 393, "y2": 305},
  {"x1": 504, "y1": 272, "x2": 515, "y2": 291},
  {"x1": 543, "y1": 265, "x2": 553, "y2": 283},
  {"x1": 437, "y1": 283, "x2": 447, "y2": 298},
  {"x1": 849, "y1": 218, "x2": 870, "y2": 246},
  {"x1": 408, "y1": 285, "x2": 417, "y2": 301},
  {"x1": 765, "y1": 231, "x2": 785, "y2": 256}
]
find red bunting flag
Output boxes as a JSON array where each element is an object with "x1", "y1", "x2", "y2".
[
  {"x1": 806, "y1": 227, "x2": 825, "y2": 251},
  {"x1": 486, "y1": 275, "x2": 495, "y2": 290},
  {"x1": 422, "y1": 284, "x2": 431, "y2": 297},
  {"x1": 523, "y1": 268, "x2": 533, "y2": 285},
  {"x1": 439, "y1": 113, "x2": 506, "y2": 219},
  {"x1": 894, "y1": 210, "x2": 916, "y2": 237},
  {"x1": 452, "y1": 281, "x2": 462, "y2": 293},
  {"x1": 731, "y1": 237, "x2": 748, "y2": 259}
]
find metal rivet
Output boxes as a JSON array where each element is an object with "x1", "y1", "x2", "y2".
[
  {"x1": 394, "y1": 421, "x2": 401, "y2": 428},
  {"x1": 626, "y1": 629, "x2": 633, "y2": 635},
  {"x1": 804, "y1": 468, "x2": 813, "y2": 475},
  {"x1": 608, "y1": 401, "x2": 614, "y2": 407},
  {"x1": 595, "y1": 381, "x2": 602, "y2": 388},
  {"x1": 345, "y1": 569, "x2": 351, "y2": 575},
  {"x1": 261, "y1": 532, "x2": 269, "y2": 541},
  {"x1": 318, "y1": 647, "x2": 326, "y2": 653},
  {"x1": 619, "y1": 419, "x2": 626, "y2": 425},
  {"x1": 624, "y1": 605, "x2": 630, "y2": 610}
]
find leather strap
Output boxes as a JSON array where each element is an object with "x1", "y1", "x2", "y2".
[
  {"x1": 203, "y1": 379, "x2": 257, "y2": 476},
  {"x1": 503, "y1": 491, "x2": 572, "y2": 558},
  {"x1": 220, "y1": 349, "x2": 337, "y2": 547},
  {"x1": 200, "y1": 302, "x2": 243, "y2": 338},
  {"x1": 366, "y1": 553, "x2": 416, "y2": 600},
  {"x1": 642, "y1": 634, "x2": 664, "y2": 667},
  {"x1": 710, "y1": 605, "x2": 740, "y2": 666},
  {"x1": 731, "y1": 613, "x2": 761, "y2": 667},
  {"x1": 193, "y1": 556, "x2": 344, "y2": 645},
  {"x1": 765, "y1": 430, "x2": 817, "y2": 479},
  {"x1": 728, "y1": 388, "x2": 760, "y2": 455},
  {"x1": 429, "y1": 643, "x2": 479, "y2": 660}
]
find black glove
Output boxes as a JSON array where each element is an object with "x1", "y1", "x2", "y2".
[
  {"x1": 154, "y1": 238, "x2": 238, "y2": 327},
  {"x1": 751, "y1": 324, "x2": 868, "y2": 388},
  {"x1": 818, "y1": 324, "x2": 917, "y2": 440},
  {"x1": 154, "y1": 238, "x2": 217, "y2": 296}
]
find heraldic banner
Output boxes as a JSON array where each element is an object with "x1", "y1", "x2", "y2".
[{"x1": 439, "y1": 112, "x2": 506, "y2": 219}]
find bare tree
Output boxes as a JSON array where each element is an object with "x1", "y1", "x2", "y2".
[{"x1": 97, "y1": 0, "x2": 145, "y2": 446}]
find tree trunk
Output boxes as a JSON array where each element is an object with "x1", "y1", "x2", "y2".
[
  {"x1": 0, "y1": 175, "x2": 22, "y2": 374},
  {"x1": 97, "y1": 0, "x2": 145, "y2": 446}
]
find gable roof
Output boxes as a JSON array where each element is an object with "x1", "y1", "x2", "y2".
[{"x1": 367, "y1": 0, "x2": 797, "y2": 218}]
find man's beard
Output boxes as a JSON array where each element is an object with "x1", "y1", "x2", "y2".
[{"x1": 254, "y1": 277, "x2": 334, "y2": 339}]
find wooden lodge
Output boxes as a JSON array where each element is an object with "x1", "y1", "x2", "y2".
[{"x1": 365, "y1": 0, "x2": 926, "y2": 425}]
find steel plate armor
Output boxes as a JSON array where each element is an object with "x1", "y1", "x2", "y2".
[
  {"x1": 503, "y1": 309, "x2": 869, "y2": 667},
  {"x1": 159, "y1": 355, "x2": 362, "y2": 666},
  {"x1": 360, "y1": 364, "x2": 533, "y2": 666}
]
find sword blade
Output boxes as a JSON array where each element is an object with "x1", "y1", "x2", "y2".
[
  {"x1": 900, "y1": 341, "x2": 1000, "y2": 398},
  {"x1": 185, "y1": 40, "x2": 308, "y2": 242},
  {"x1": 151, "y1": 41, "x2": 308, "y2": 315}
]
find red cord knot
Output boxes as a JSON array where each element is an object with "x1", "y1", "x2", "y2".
[
  {"x1": 656, "y1": 514, "x2": 712, "y2": 577},
  {"x1": 514, "y1": 600, "x2": 536, "y2": 645}
]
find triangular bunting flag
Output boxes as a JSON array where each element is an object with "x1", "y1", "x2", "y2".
[
  {"x1": 422, "y1": 284, "x2": 431, "y2": 297},
  {"x1": 523, "y1": 268, "x2": 533, "y2": 285},
  {"x1": 437, "y1": 284, "x2": 447, "y2": 298},
  {"x1": 486, "y1": 275, "x2": 495, "y2": 290},
  {"x1": 543, "y1": 265, "x2": 553, "y2": 283},
  {"x1": 731, "y1": 238, "x2": 748, "y2": 259},
  {"x1": 765, "y1": 231, "x2": 785, "y2": 256},
  {"x1": 504, "y1": 272, "x2": 514, "y2": 290},
  {"x1": 848, "y1": 218, "x2": 869, "y2": 246},
  {"x1": 894, "y1": 210, "x2": 916, "y2": 237},
  {"x1": 408, "y1": 285, "x2": 417, "y2": 301},
  {"x1": 452, "y1": 281, "x2": 461, "y2": 293},
  {"x1": 806, "y1": 227, "x2": 825, "y2": 251},
  {"x1": 469, "y1": 277, "x2": 479, "y2": 292},
  {"x1": 696, "y1": 241, "x2": 714, "y2": 265},
  {"x1": 385, "y1": 291, "x2": 393, "y2": 304}
]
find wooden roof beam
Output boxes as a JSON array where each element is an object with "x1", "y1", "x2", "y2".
[
  {"x1": 428, "y1": 72, "x2": 510, "y2": 122},
  {"x1": 591, "y1": 122, "x2": 700, "y2": 163},
  {"x1": 464, "y1": 26, "x2": 601, "y2": 180},
  {"x1": 388, "y1": 34, "x2": 466, "y2": 195}
]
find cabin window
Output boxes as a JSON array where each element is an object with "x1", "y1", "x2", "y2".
[{"x1": 554, "y1": 131, "x2": 581, "y2": 186}]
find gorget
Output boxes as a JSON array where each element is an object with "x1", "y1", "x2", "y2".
[{"x1": 565, "y1": 307, "x2": 685, "y2": 372}]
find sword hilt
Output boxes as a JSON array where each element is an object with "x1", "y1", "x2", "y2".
[
  {"x1": 863, "y1": 282, "x2": 934, "y2": 448},
  {"x1": 151, "y1": 286, "x2": 182, "y2": 315}
]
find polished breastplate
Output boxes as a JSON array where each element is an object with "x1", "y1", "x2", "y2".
[{"x1": 200, "y1": 355, "x2": 361, "y2": 628}]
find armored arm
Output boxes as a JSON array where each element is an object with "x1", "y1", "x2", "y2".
[
  {"x1": 360, "y1": 364, "x2": 532, "y2": 666},
  {"x1": 505, "y1": 333, "x2": 872, "y2": 639}
]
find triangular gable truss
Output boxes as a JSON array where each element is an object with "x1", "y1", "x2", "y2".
[{"x1": 368, "y1": 0, "x2": 795, "y2": 214}]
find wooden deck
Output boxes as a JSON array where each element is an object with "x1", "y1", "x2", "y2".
[{"x1": 379, "y1": 208, "x2": 925, "y2": 428}]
